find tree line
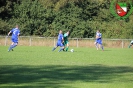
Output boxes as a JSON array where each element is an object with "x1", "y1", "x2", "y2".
[{"x1": 0, "y1": 0, "x2": 133, "y2": 38}]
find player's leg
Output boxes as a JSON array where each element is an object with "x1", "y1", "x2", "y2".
[
  {"x1": 8, "y1": 42, "x2": 14, "y2": 52},
  {"x1": 62, "y1": 42, "x2": 65, "y2": 51},
  {"x1": 52, "y1": 42, "x2": 60, "y2": 51},
  {"x1": 11, "y1": 39, "x2": 18, "y2": 49},
  {"x1": 100, "y1": 44, "x2": 104, "y2": 51},
  {"x1": 52, "y1": 46, "x2": 57, "y2": 51},
  {"x1": 59, "y1": 46, "x2": 64, "y2": 52},
  {"x1": 8, "y1": 38, "x2": 17, "y2": 52},
  {"x1": 8, "y1": 42, "x2": 18, "y2": 52},
  {"x1": 52, "y1": 44, "x2": 58, "y2": 51},
  {"x1": 99, "y1": 39, "x2": 104, "y2": 51},
  {"x1": 11, "y1": 42, "x2": 18, "y2": 49},
  {"x1": 58, "y1": 43, "x2": 64, "y2": 52},
  {"x1": 65, "y1": 41, "x2": 69, "y2": 51},
  {"x1": 94, "y1": 41, "x2": 99, "y2": 50}
]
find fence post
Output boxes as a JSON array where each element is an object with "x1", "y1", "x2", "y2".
[
  {"x1": 122, "y1": 40, "x2": 124, "y2": 48},
  {"x1": 5, "y1": 36, "x2": 7, "y2": 46},
  {"x1": 54, "y1": 38, "x2": 55, "y2": 46},
  {"x1": 29, "y1": 37, "x2": 31, "y2": 46},
  {"x1": 77, "y1": 38, "x2": 78, "y2": 48}
]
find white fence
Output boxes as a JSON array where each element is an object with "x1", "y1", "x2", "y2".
[{"x1": 0, "y1": 36, "x2": 132, "y2": 48}]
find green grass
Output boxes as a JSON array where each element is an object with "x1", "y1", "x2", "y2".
[{"x1": 0, "y1": 46, "x2": 133, "y2": 88}]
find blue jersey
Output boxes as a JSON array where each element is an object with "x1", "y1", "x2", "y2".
[
  {"x1": 96, "y1": 32, "x2": 102, "y2": 39},
  {"x1": 96, "y1": 32, "x2": 102, "y2": 44},
  {"x1": 56, "y1": 33, "x2": 64, "y2": 47},
  {"x1": 57, "y1": 33, "x2": 63, "y2": 42},
  {"x1": 10, "y1": 28, "x2": 20, "y2": 39}
]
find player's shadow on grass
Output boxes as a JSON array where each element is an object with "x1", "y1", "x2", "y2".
[{"x1": 0, "y1": 65, "x2": 133, "y2": 88}]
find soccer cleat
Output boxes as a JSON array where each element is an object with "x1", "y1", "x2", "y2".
[
  {"x1": 8, "y1": 49, "x2": 13, "y2": 52},
  {"x1": 65, "y1": 47, "x2": 69, "y2": 51}
]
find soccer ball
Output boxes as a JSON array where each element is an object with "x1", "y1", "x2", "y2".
[{"x1": 70, "y1": 49, "x2": 74, "y2": 52}]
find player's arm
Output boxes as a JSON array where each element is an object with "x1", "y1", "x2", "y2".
[
  {"x1": 8, "y1": 31, "x2": 11, "y2": 37},
  {"x1": 17, "y1": 31, "x2": 20, "y2": 40},
  {"x1": 18, "y1": 31, "x2": 20, "y2": 36},
  {"x1": 8, "y1": 29, "x2": 14, "y2": 37},
  {"x1": 62, "y1": 37, "x2": 64, "y2": 43},
  {"x1": 96, "y1": 35, "x2": 99, "y2": 39},
  {"x1": 61, "y1": 34, "x2": 64, "y2": 43},
  {"x1": 97, "y1": 36, "x2": 101, "y2": 39}
]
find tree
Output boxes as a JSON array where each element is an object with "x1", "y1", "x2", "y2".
[
  {"x1": 0, "y1": 0, "x2": 132, "y2": 39},
  {"x1": 12, "y1": 0, "x2": 50, "y2": 36}
]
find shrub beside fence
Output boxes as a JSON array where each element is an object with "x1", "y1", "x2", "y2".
[{"x1": 0, "y1": 36, "x2": 132, "y2": 48}]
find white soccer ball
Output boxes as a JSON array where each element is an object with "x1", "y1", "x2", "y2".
[{"x1": 70, "y1": 49, "x2": 74, "y2": 52}]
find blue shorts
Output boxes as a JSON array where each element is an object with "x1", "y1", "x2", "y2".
[
  {"x1": 96, "y1": 38, "x2": 102, "y2": 45},
  {"x1": 56, "y1": 42, "x2": 64, "y2": 47},
  {"x1": 11, "y1": 38, "x2": 18, "y2": 43}
]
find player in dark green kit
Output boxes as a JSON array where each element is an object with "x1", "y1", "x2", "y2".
[{"x1": 63, "y1": 31, "x2": 69, "y2": 51}]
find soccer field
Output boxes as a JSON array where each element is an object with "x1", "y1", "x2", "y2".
[{"x1": 0, "y1": 46, "x2": 133, "y2": 88}]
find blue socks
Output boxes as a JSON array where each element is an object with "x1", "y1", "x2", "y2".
[
  {"x1": 8, "y1": 45, "x2": 13, "y2": 51},
  {"x1": 101, "y1": 45, "x2": 104, "y2": 51},
  {"x1": 52, "y1": 47, "x2": 64, "y2": 52},
  {"x1": 52, "y1": 47, "x2": 56, "y2": 51},
  {"x1": 12, "y1": 44, "x2": 17, "y2": 48},
  {"x1": 8, "y1": 44, "x2": 17, "y2": 51},
  {"x1": 95, "y1": 43, "x2": 98, "y2": 48},
  {"x1": 59, "y1": 48, "x2": 63, "y2": 52}
]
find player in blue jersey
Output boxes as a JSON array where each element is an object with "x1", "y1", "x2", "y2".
[
  {"x1": 8, "y1": 25, "x2": 20, "y2": 52},
  {"x1": 94, "y1": 30, "x2": 104, "y2": 51},
  {"x1": 52, "y1": 30, "x2": 64, "y2": 52},
  {"x1": 128, "y1": 40, "x2": 133, "y2": 48}
]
